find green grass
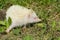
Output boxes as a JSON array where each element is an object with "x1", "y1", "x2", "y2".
[{"x1": 0, "y1": 0, "x2": 60, "y2": 40}]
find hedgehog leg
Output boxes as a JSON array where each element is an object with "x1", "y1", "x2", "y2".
[
  {"x1": 23, "y1": 25, "x2": 26, "y2": 29},
  {"x1": 6, "y1": 26, "x2": 13, "y2": 33},
  {"x1": 5, "y1": 23, "x2": 15, "y2": 33},
  {"x1": 22, "y1": 25, "x2": 27, "y2": 34}
]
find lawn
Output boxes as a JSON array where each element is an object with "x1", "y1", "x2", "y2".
[{"x1": 0, "y1": 0, "x2": 60, "y2": 40}]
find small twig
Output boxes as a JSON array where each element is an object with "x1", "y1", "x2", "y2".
[{"x1": 48, "y1": 13, "x2": 60, "y2": 21}]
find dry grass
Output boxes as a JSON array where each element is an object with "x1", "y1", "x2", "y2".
[{"x1": 0, "y1": 0, "x2": 60, "y2": 40}]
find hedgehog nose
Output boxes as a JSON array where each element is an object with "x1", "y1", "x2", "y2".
[{"x1": 38, "y1": 18, "x2": 41, "y2": 22}]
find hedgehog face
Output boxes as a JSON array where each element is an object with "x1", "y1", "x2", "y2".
[{"x1": 28, "y1": 11, "x2": 41, "y2": 23}]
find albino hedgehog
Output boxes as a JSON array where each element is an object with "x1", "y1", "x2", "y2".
[{"x1": 6, "y1": 5, "x2": 41, "y2": 33}]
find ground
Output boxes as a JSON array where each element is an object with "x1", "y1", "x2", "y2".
[{"x1": 0, "y1": 0, "x2": 60, "y2": 40}]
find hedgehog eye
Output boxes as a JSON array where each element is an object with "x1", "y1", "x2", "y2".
[
  {"x1": 34, "y1": 16, "x2": 39, "y2": 19},
  {"x1": 34, "y1": 17, "x2": 37, "y2": 19}
]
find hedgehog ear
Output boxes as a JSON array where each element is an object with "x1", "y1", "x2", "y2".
[
  {"x1": 28, "y1": 9, "x2": 33, "y2": 18},
  {"x1": 29, "y1": 9, "x2": 33, "y2": 14},
  {"x1": 28, "y1": 14, "x2": 31, "y2": 18}
]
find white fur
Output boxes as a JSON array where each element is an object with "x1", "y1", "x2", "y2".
[
  {"x1": 6, "y1": 5, "x2": 41, "y2": 33},
  {"x1": 6, "y1": 5, "x2": 31, "y2": 26}
]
